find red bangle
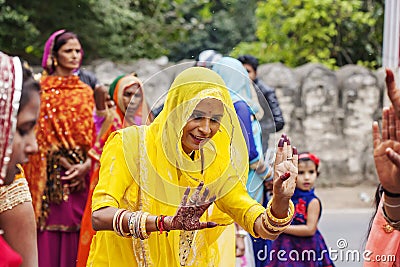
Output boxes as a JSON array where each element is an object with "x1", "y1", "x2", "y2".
[
  {"x1": 155, "y1": 216, "x2": 160, "y2": 231},
  {"x1": 158, "y1": 215, "x2": 164, "y2": 234}
]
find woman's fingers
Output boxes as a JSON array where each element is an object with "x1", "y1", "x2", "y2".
[
  {"x1": 193, "y1": 181, "x2": 204, "y2": 198},
  {"x1": 386, "y1": 68, "x2": 400, "y2": 118},
  {"x1": 280, "y1": 172, "x2": 291, "y2": 181},
  {"x1": 382, "y1": 107, "x2": 389, "y2": 141},
  {"x1": 199, "y1": 221, "x2": 218, "y2": 229},
  {"x1": 180, "y1": 187, "x2": 191, "y2": 206},
  {"x1": 396, "y1": 110, "x2": 400, "y2": 141},
  {"x1": 389, "y1": 107, "x2": 396, "y2": 140},
  {"x1": 200, "y1": 187, "x2": 209, "y2": 203},
  {"x1": 275, "y1": 138, "x2": 284, "y2": 167},
  {"x1": 59, "y1": 157, "x2": 72, "y2": 170},
  {"x1": 292, "y1": 147, "x2": 298, "y2": 169},
  {"x1": 61, "y1": 168, "x2": 78, "y2": 180},
  {"x1": 187, "y1": 181, "x2": 204, "y2": 206},
  {"x1": 386, "y1": 147, "x2": 400, "y2": 169},
  {"x1": 372, "y1": 121, "x2": 381, "y2": 149}
]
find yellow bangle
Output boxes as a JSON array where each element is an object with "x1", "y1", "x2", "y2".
[
  {"x1": 260, "y1": 214, "x2": 283, "y2": 238},
  {"x1": 265, "y1": 198, "x2": 294, "y2": 225},
  {"x1": 262, "y1": 214, "x2": 291, "y2": 232}
]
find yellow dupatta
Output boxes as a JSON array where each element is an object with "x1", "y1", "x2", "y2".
[{"x1": 123, "y1": 67, "x2": 249, "y2": 266}]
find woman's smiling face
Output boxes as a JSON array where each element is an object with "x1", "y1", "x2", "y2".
[{"x1": 181, "y1": 98, "x2": 224, "y2": 154}]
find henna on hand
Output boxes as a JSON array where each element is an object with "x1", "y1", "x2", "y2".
[{"x1": 167, "y1": 182, "x2": 218, "y2": 231}]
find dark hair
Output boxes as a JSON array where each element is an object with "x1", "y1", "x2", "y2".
[
  {"x1": 237, "y1": 55, "x2": 259, "y2": 72},
  {"x1": 365, "y1": 184, "x2": 381, "y2": 243},
  {"x1": 19, "y1": 61, "x2": 40, "y2": 113},
  {"x1": 53, "y1": 31, "x2": 79, "y2": 54},
  {"x1": 298, "y1": 151, "x2": 320, "y2": 176}
]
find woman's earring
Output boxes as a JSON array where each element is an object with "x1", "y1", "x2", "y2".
[{"x1": 53, "y1": 58, "x2": 58, "y2": 67}]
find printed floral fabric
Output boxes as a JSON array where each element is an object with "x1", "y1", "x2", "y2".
[
  {"x1": 268, "y1": 188, "x2": 335, "y2": 267},
  {"x1": 24, "y1": 75, "x2": 94, "y2": 223}
]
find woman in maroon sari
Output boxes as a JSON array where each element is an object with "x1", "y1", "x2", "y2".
[{"x1": 23, "y1": 30, "x2": 94, "y2": 267}]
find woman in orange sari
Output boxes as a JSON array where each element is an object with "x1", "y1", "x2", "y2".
[
  {"x1": 76, "y1": 73, "x2": 153, "y2": 267},
  {"x1": 23, "y1": 30, "x2": 95, "y2": 267}
]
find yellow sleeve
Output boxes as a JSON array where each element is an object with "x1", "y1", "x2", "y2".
[
  {"x1": 215, "y1": 180, "x2": 265, "y2": 237},
  {"x1": 92, "y1": 130, "x2": 139, "y2": 211}
]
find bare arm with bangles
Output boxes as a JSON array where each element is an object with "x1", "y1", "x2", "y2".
[
  {"x1": 92, "y1": 181, "x2": 217, "y2": 236},
  {"x1": 92, "y1": 134, "x2": 297, "y2": 239}
]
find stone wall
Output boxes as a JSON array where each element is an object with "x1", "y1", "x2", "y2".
[{"x1": 85, "y1": 59, "x2": 386, "y2": 186}]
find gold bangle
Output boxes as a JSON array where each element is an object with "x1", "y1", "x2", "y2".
[
  {"x1": 265, "y1": 198, "x2": 294, "y2": 225},
  {"x1": 260, "y1": 214, "x2": 282, "y2": 236},
  {"x1": 264, "y1": 213, "x2": 292, "y2": 228},
  {"x1": 140, "y1": 212, "x2": 150, "y2": 240},
  {"x1": 119, "y1": 210, "x2": 130, "y2": 237},
  {"x1": 263, "y1": 216, "x2": 290, "y2": 232}
]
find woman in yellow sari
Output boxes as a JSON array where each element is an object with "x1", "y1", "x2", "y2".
[{"x1": 88, "y1": 67, "x2": 298, "y2": 266}]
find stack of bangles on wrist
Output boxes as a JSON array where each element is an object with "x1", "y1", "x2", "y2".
[
  {"x1": 113, "y1": 209, "x2": 170, "y2": 239},
  {"x1": 261, "y1": 198, "x2": 294, "y2": 236}
]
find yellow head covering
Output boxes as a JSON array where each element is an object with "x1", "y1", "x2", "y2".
[
  {"x1": 124, "y1": 67, "x2": 248, "y2": 206},
  {"x1": 121, "y1": 67, "x2": 249, "y2": 266}
]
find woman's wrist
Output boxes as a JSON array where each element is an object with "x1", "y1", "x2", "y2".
[
  {"x1": 382, "y1": 186, "x2": 400, "y2": 197},
  {"x1": 384, "y1": 194, "x2": 400, "y2": 205},
  {"x1": 271, "y1": 197, "x2": 291, "y2": 219},
  {"x1": 382, "y1": 193, "x2": 400, "y2": 222}
]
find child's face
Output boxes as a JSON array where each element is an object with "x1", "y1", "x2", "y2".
[{"x1": 297, "y1": 160, "x2": 318, "y2": 191}]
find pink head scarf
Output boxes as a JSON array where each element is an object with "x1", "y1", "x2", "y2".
[
  {"x1": 0, "y1": 51, "x2": 23, "y2": 185},
  {"x1": 41, "y1": 29, "x2": 84, "y2": 75}
]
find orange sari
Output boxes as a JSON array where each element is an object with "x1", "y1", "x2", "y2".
[
  {"x1": 76, "y1": 74, "x2": 153, "y2": 267},
  {"x1": 24, "y1": 75, "x2": 94, "y2": 227}
]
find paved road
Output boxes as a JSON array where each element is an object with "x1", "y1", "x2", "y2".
[{"x1": 319, "y1": 209, "x2": 375, "y2": 267}]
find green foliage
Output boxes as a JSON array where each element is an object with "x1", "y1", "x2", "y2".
[
  {"x1": 2, "y1": 0, "x2": 257, "y2": 63},
  {"x1": 232, "y1": 0, "x2": 383, "y2": 69},
  {"x1": 0, "y1": 0, "x2": 383, "y2": 68},
  {"x1": 0, "y1": 0, "x2": 40, "y2": 61},
  {"x1": 165, "y1": 0, "x2": 258, "y2": 61}
]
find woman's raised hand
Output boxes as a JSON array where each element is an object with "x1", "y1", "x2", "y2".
[
  {"x1": 165, "y1": 182, "x2": 217, "y2": 231},
  {"x1": 273, "y1": 134, "x2": 298, "y2": 200},
  {"x1": 372, "y1": 107, "x2": 400, "y2": 194}
]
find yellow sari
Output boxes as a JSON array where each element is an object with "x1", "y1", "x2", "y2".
[{"x1": 87, "y1": 67, "x2": 265, "y2": 266}]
